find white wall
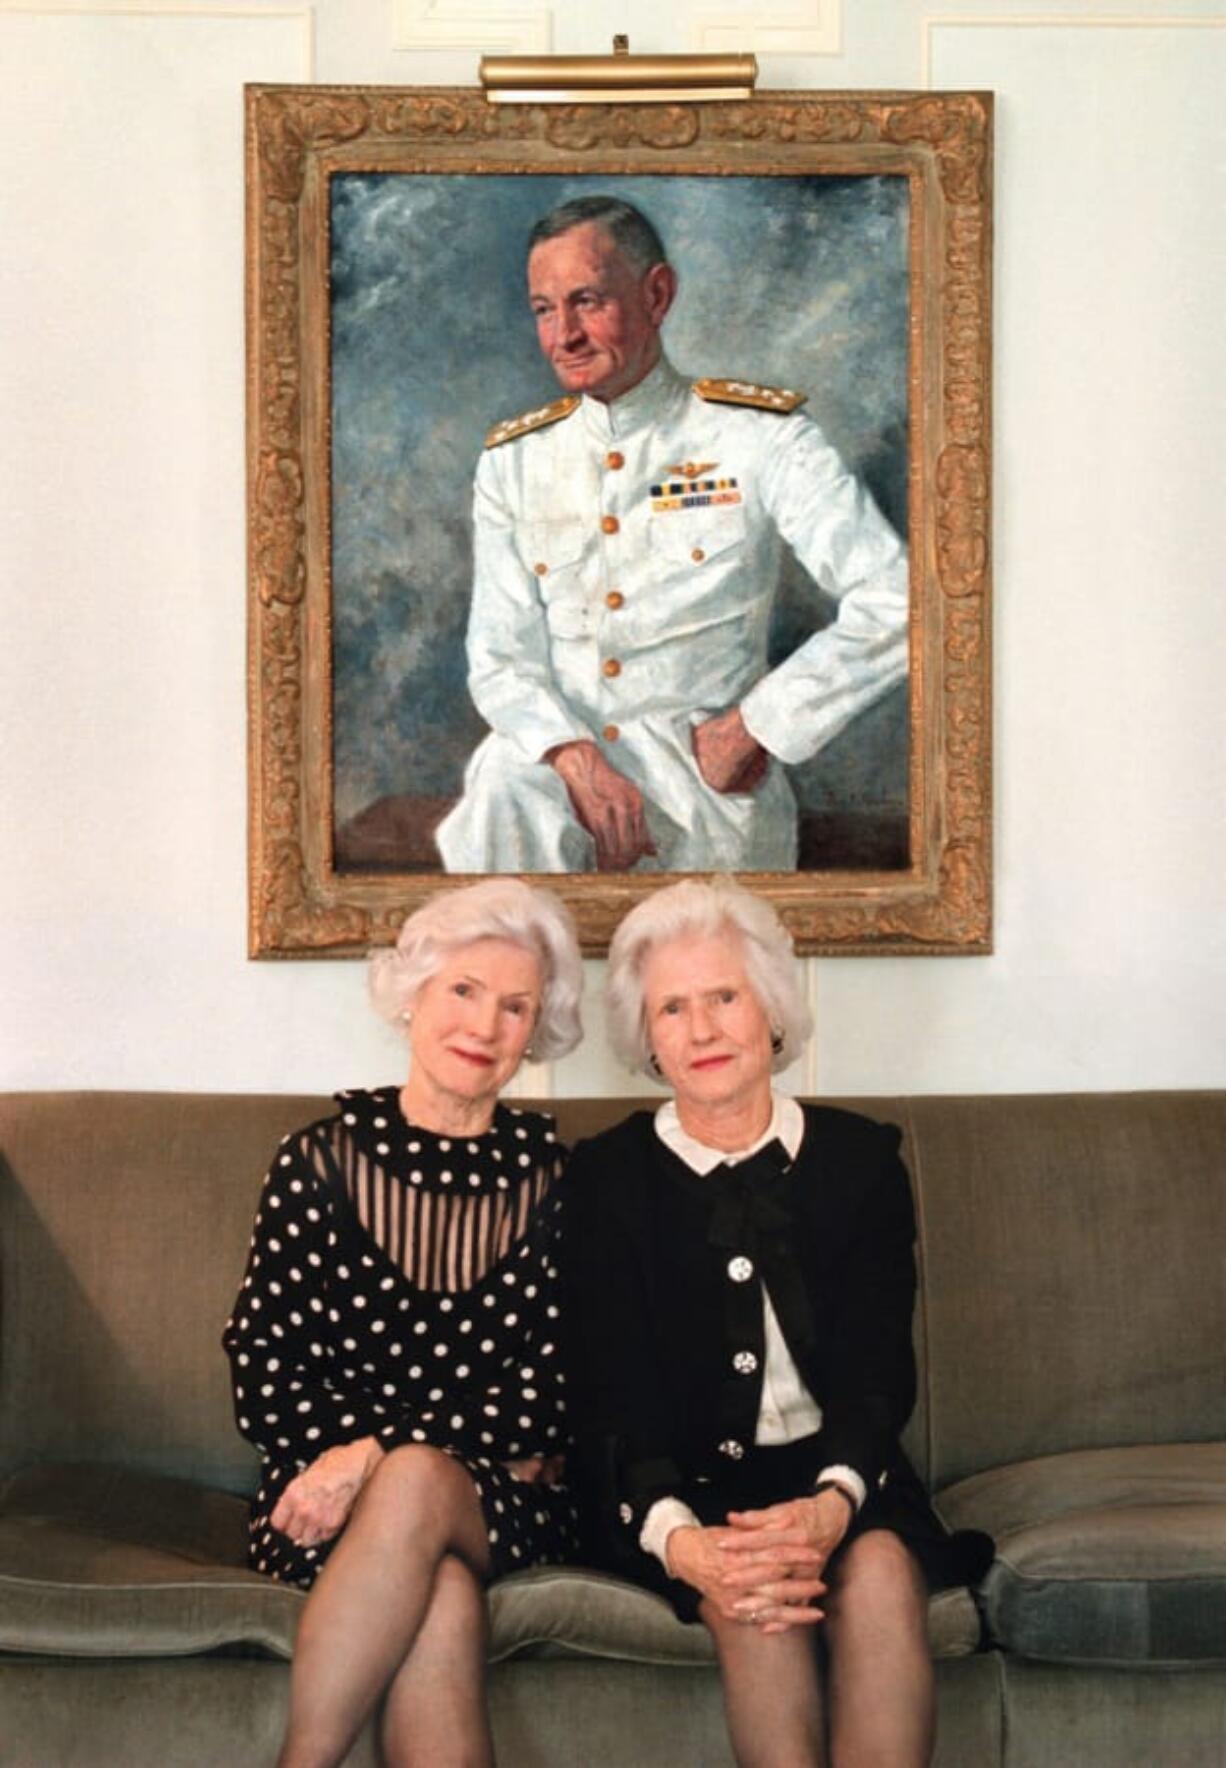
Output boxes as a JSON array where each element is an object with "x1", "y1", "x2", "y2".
[{"x1": 3, "y1": 3, "x2": 1224, "y2": 1098}]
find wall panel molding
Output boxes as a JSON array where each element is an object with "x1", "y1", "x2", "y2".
[
  {"x1": 923, "y1": 12, "x2": 1226, "y2": 83},
  {"x1": 799, "y1": 964, "x2": 820, "y2": 1096},
  {"x1": 391, "y1": 0, "x2": 551, "y2": 54},
  {"x1": 693, "y1": 0, "x2": 840, "y2": 54},
  {"x1": 389, "y1": 0, "x2": 840, "y2": 58},
  {"x1": 0, "y1": 1, "x2": 313, "y2": 71}
]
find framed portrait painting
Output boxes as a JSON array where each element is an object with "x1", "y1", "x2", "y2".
[{"x1": 247, "y1": 86, "x2": 992, "y2": 956}]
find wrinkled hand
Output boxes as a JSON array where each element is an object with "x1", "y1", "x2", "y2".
[
  {"x1": 271, "y1": 1437, "x2": 385, "y2": 1549},
  {"x1": 667, "y1": 1523, "x2": 826, "y2": 1635},
  {"x1": 505, "y1": 1454, "x2": 566, "y2": 1486},
  {"x1": 721, "y1": 1488, "x2": 854, "y2": 1630},
  {"x1": 547, "y1": 740, "x2": 657, "y2": 871},
  {"x1": 692, "y1": 708, "x2": 770, "y2": 795}
]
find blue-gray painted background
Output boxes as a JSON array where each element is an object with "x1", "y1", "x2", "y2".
[{"x1": 331, "y1": 172, "x2": 910, "y2": 849}]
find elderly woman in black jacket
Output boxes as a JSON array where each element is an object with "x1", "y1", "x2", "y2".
[{"x1": 563, "y1": 879, "x2": 990, "y2": 1767}]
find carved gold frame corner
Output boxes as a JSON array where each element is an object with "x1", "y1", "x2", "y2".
[{"x1": 247, "y1": 86, "x2": 993, "y2": 958}]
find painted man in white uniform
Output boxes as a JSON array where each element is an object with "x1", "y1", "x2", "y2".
[{"x1": 435, "y1": 196, "x2": 908, "y2": 874}]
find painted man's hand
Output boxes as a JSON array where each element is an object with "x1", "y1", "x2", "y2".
[
  {"x1": 547, "y1": 741, "x2": 657, "y2": 871},
  {"x1": 692, "y1": 708, "x2": 771, "y2": 794}
]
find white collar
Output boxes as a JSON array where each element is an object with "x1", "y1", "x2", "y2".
[
  {"x1": 579, "y1": 355, "x2": 690, "y2": 443},
  {"x1": 654, "y1": 1092, "x2": 804, "y2": 1175}
]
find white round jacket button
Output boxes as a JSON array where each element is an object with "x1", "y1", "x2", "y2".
[{"x1": 727, "y1": 1255, "x2": 754, "y2": 1283}]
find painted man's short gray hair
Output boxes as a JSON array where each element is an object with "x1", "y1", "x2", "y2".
[
  {"x1": 527, "y1": 195, "x2": 669, "y2": 274},
  {"x1": 605, "y1": 878, "x2": 812, "y2": 1081},
  {"x1": 369, "y1": 880, "x2": 583, "y2": 1062}
]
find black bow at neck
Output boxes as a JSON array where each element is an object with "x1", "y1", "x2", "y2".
[
  {"x1": 703, "y1": 1138, "x2": 820, "y2": 1378},
  {"x1": 705, "y1": 1138, "x2": 796, "y2": 1251}
]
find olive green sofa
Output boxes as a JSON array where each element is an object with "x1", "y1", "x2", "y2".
[{"x1": 1, "y1": 1090, "x2": 1224, "y2": 1766}]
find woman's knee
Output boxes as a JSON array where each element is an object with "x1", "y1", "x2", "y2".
[
  {"x1": 431, "y1": 1551, "x2": 488, "y2": 1619},
  {"x1": 359, "y1": 1446, "x2": 477, "y2": 1530},
  {"x1": 825, "y1": 1531, "x2": 927, "y2": 1630},
  {"x1": 700, "y1": 1598, "x2": 818, "y2": 1672},
  {"x1": 700, "y1": 1596, "x2": 770, "y2": 1668}
]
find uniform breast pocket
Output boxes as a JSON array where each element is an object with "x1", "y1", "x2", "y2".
[
  {"x1": 516, "y1": 520, "x2": 592, "y2": 639},
  {"x1": 516, "y1": 519, "x2": 590, "y2": 586},
  {"x1": 649, "y1": 505, "x2": 747, "y2": 571}
]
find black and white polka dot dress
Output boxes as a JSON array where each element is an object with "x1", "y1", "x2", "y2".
[{"x1": 223, "y1": 1088, "x2": 577, "y2": 1589}]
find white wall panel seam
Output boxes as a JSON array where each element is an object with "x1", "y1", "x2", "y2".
[
  {"x1": 923, "y1": 13, "x2": 1226, "y2": 85},
  {"x1": 691, "y1": 0, "x2": 840, "y2": 55},
  {"x1": 391, "y1": 0, "x2": 553, "y2": 54}
]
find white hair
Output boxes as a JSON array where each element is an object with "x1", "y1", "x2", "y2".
[
  {"x1": 368, "y1": 880, "x2": 583, "y2": 1062},
  {"x1": 606, "y1": 878, "x2": 812, "y2": 1081}
]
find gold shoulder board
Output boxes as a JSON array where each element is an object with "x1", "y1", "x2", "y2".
[
  {"x1": 693, "y1": 377, "x2": 807, "y2": 415},
  {"x1": 485, "y1": 395, "x2": 581, "y2": 450}
]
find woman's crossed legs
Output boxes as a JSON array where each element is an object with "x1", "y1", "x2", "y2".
[{"x1": 277, "y1": 1446, "x2": 493, "y2": 1768}]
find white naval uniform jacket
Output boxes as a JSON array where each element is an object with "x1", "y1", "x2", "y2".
[{"x1": 434, "y1": 357, "x2": 909, "y2": 875}]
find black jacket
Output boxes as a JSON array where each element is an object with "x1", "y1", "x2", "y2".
[{"x1": 561, "y1": 1105, "x2": 921, "y2": 1562}]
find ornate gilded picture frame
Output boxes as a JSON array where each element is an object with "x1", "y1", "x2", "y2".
[{"x1": 247, "y1": 85, "x2": 992, "y2": 956}]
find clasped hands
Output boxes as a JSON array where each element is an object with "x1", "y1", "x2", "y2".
[
  {"x1": 547, "y1": 709, "x2": 768, "y2": 872},
  {"x1": 272, "y1": 1438, "x2": 564, "y2": 1549},
  {"x1": 667, "y1": 1489, "x2": 853, "y2": 1636}
]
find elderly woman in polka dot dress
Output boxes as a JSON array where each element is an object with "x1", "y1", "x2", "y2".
[{"x1": 223, "y1": 880, "x2": 583, "y2": 1768}]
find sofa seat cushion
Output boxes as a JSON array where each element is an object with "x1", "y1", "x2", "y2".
[
  {"x1": 489, "y1": 1567, "x2": 714, "y2": 1666},
  {"x1": 936, "y1": 1442, "x2": 1226, "y2": 1666},
  {"x1": 2, "y1": 1461, "x2": 983, "y2": 1666},
  {"x1": 0, "y1": 1463, "x2": 302, "y2": 1659},
  {"x1": 489, "y1": 1567, "x2": 983, "y2": 1664}
]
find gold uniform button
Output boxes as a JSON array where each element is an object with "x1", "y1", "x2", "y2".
[
  {"x1": 606, "y1": 451, "x2": 625, "y2": 470},
  {"x1": 691, "y1": 547, "x2": 705, "y2": 564},
  {"x1": 603, "y1": 724, "x2": 620, "y2": 742},
  {"x1": 602, "y1": 658, "x2": 622, "y2": 679},
  {"x1": 605, "y1": 590, "x2": 624, "y2": 610},
  {"x1": 533, "y1": 562, "x2": 548, "y2": 576},
  {"x1": 601, "y1": 515, "x2": 620, "y2": 536}
]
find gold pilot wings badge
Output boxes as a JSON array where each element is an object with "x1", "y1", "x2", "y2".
[
  {"x1": 692, "y1": 378, "x2": 808, "y2": 414},
  {"x1": 484, "y1": 395, "x2": 580, "y2": 450},
  {"x1": 663, "y1": 461, "x2": 718, "y2": 481},
  {"x1": 650, "y1": 459, "x2": 742, "y2": 514}
]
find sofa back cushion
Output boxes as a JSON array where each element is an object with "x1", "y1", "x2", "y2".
[
  {"x1": 0, "y1": 1091, "x2": 935, "y2": 1494},
  {"x1": 892, "y1": 1091, "x2": 1226, "y2": 1490},
  {"x1": 4, "y1": 1089, "x2": 1223, "y2": 1502},
  {"x1": 0, "y1": 1092, "x2": 332, "y2": 1493}
]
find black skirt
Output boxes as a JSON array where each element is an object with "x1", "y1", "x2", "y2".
[{"x1": 608, "y1": 1434, "x2": 993, "y2": 1624}]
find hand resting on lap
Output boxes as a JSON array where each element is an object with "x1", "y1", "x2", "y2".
[
  {"x1": 667, "y1": 1522, "x2": 827, "y2": 1635},
  {"x1": 271, "y1": 1438, "x2": 385, "y2": 1549}
]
